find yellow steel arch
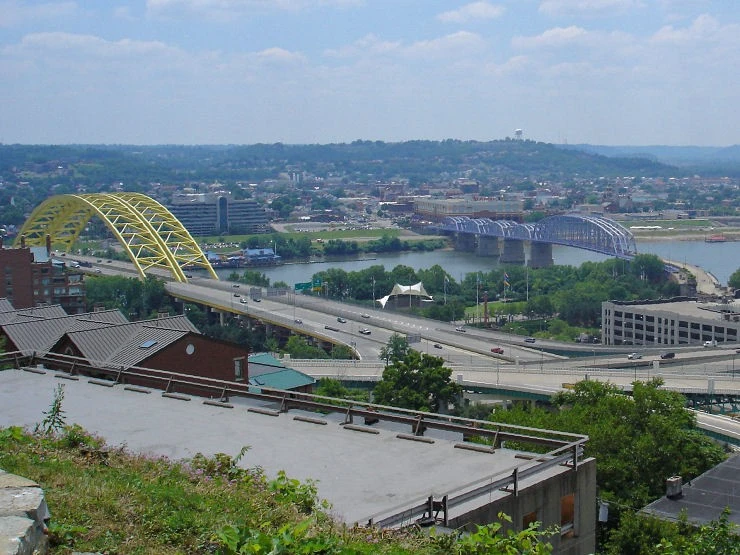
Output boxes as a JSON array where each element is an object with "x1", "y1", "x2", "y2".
[{"x1": 17, "y1": 193, "x2": 218, "y2": 282}]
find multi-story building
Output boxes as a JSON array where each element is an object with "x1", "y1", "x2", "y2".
[
  {"x1": 0, "y1": 238, "x2": 86, "y2": 314},
  {"x1": 414, "y1": 197, "x2": 524, "y2": 223},
  {"x1": 167, "y1": 193, "x2": 269, "y2": 236},
  {"x1": 601, "y1": 298, "x2": 740, "y2": 346}
]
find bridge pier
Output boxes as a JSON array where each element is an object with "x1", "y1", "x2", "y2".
[
  {"x1": 528, "y1": 242, "x2": 553, "y2": 268},
  {"x1": 476, "y1": 236, "x2": 500, "y2": 257},
  {"x1": 500, "y1": 239, "x2": 525, "y2": 264},
  {"x1": 454, "y1": 233, "x2": 476, "y2": 252}
]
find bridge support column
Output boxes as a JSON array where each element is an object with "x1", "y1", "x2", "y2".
[
  {"x1": 500, "y1": 239, "x2": 525, "y2": 264},
  {"x1": 528, "y1": 243, "x2": 553, "y2": 268},
  {"x1": 476, "y1": 236, "x2": 500, "y2": 257},
  {"x1": 454, "y1": 233, "x2": 476, "y2": 252}
]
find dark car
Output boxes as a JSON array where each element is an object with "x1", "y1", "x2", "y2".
[
  {"x1": 433, "y1": 343, "x2": 443, "y2": 349},
  {"x1": 337, "y1": 317, "x2": 347, "y2": 323},
  {"x1": 491, "y1": 347, "x2": 504, "y2": 354},
  {"x1": 660, "y1": 352, "x2": 676, "y2": 359},
  {"x1": 524, "y1": 337, "x2": 536, "y2": 343}
]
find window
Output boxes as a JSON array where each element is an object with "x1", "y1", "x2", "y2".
[
  {"x1": 234, "y1": 358, "x2": 245, "y2": 381},
  {"x1": 560, "y1": 493, "x2": 575, "y2": 537},
  {"x1": 523, "y1": 510, "x2": 538, "y2": 530}
]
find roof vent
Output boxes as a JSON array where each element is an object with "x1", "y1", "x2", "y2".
[
  {"x1": 666, "y1": 475, "x2": 682, "y2": 499},
  {"x1": 139, "y1": 340, "x2": 158, "y2": 349}
]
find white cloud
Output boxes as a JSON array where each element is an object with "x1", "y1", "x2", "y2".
[
  {"x1": 403, "y1": 31, "x2": 486, "y2": 59},
  {"x1": 650, "y1": 13, "x2": 725, "y2": 44},
  {"x1": 146, "y1": 0, "x2": 363, "y2": 20},
  {"x1": 539, "y1": 0, "x2": 644, "y2": 17},
  {"x1": 512, "y1": 26, "x2": 589, "y2": 49},
  {"x1": 6, "y1": 32, "x2": 180, "y2": 59},
  {"x1": 437, "y1": 2, "x2": 505, "y2": 24},
  {"x1": 323, "y1": 34, "x2": 402, "y2": 58},
  {"x1": 324, "y1": 31, "x2": 485, "y2": 62},
  {"x1": 0, "y1": 1, "x2": 77, "y2": 27},
  {"x1": 255, "y1": 46, "x2": 306, "y2": 64}
]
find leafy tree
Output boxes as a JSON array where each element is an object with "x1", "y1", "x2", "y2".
[
  {"x1": 373, "y1": 350, "x2": 462, "y2": 413},
  {"x1": 378, "y1": 333, "x2": 409, "y2": 366},
  {"x1": 729, "y1": 267, "x2": 740, "y2": 289},
  {"x1": 282, "y1": 335, "x2": 327, "y2": 359},
  {"x1": 492, "y1": 379, "x2": 726, "y2": 512},
  {"x1": 314, "y1": 378, "x2": 369, "y2": 403}
]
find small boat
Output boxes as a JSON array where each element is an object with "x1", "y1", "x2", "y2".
[{"x1": 705, "y1": 234, "x2": 727, "y2": 243}]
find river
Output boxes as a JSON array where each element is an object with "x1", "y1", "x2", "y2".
[{"x1": 215, "y1": 239, "x2": 738, "y2": 287}]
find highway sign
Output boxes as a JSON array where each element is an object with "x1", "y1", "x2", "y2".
[{"x1": 295, "y1": 282, "x2": 312, "y2": 291}]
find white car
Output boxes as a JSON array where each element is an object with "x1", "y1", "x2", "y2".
[
  {"x1": 239, "y1": 298, "x2": 248, "y2": 304},
  {"x1": 627, "y1": 352, "x2": 642, "y2": 360},
  {"x1": 455, "y1": 326, "x2": 466, "y2": 332},
  {"x1": 358, "y1": 328, "x2": 371, "y2": 335}
]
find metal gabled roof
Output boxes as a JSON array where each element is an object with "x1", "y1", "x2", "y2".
[
  {"x1": 0, "y1": 304, "x2": 68, "y2": 325},
  {"x1": 61, "y1": 314, "x2": 200, "y2": 369},
  {"x1": 0, "y1": 298, "x2": 16, "y2": 313},
  {"x1": 1, "y1": 309, "x2": 128, "y2": 355}
]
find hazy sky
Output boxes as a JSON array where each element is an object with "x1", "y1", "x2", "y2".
[{"x1": 1, "y1": 0, "x2": 738, "y2": 146}]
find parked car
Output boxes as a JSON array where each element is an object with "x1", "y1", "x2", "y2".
[
  {"x1": 703, "y1": 340, "x2": 717, "y2": 347},
  {"x1": 627, "y1": 352, "x2": 642, "y2": 360},
  {"x1": 358, "y1": 328, "x2": 371, "y2": 335},
  {"x1": 491, "y1": 347, "x2": 504, "y2": 354},
  {"x1": 337, "y1": 317, "x2": 347, "y2": 323},
  {"x1": 524, "y1": 337, "x2": 536, "y2": 343},
  {"x1": 660, "y1": 352, "x2": 676, "y2": 359}
]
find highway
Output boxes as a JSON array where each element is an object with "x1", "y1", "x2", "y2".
[
  {"x1": 81, "y1": 255, "x2": 740, "y2": 373},
  {"x1": 73, "y1": 256, "x2": 740, "y2": 446}
]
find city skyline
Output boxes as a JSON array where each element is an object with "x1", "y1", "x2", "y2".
[{"x1": 1, "y1": 0, "x2": 739, "y2": 146}]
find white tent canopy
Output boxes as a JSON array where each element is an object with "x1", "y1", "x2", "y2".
[{"x1": 376, "y1": 282, "x2": 433, "y2": 308}]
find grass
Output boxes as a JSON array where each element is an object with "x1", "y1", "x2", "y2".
[{"x1": 0, "y1": 425, "x2": 447, "y2": 554}]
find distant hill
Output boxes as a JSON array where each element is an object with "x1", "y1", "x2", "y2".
[
  {"x1": 560, "y1": 144, "x2": 740, "y2": 175},
  {"x1": 0, "y1": 140, "x2": 679, "y2": 185}
]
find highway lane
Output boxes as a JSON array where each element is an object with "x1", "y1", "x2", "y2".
[{"x1": 77, "y1": 257, "x2": 740, "y2": 372}]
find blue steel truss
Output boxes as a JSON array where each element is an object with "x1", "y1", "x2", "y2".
[{"x1": 437, "y1": 214, "x2": 637, "y2": 257}]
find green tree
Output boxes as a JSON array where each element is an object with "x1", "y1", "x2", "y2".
[
  {"x1": 378, "y1": 333, "x2": 410, "y2": 366},
  {"x1": 492, "y1": 379, "x2": 726, "y2": 512},
  {"x1": 729, "y1": 267, "x2": 740, "y2": 289},
  {"x1": 373, "y1": 350, "x2": 462, "y2": 413}
]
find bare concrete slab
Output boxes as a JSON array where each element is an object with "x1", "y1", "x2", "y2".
[{"x1": 0, "y1": 369, "x2": 543, "y2": 525}]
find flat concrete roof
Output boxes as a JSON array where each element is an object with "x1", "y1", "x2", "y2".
[
  {"x1": 607, "y1": 299, "x2": 740, "y2": 321},
  {"x1": 0, "y1": 369, "x2": 569, "y2": 525}
]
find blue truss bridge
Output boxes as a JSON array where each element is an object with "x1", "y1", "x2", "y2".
[{"x1": 433, "y1": 214, "x2": 637, "y2": 267}]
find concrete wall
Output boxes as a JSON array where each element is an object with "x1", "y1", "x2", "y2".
[{"x1": 448, "y1": 457, "x2": 597, "y2": 555}]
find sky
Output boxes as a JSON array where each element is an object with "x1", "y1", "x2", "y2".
[{"x1": 1, "y1": 0, "x2": 739, "y2": 146}]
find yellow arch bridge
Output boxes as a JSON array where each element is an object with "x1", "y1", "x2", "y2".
[{"x1": 17, "y1": 193, "x2": 218, "y2": 282}]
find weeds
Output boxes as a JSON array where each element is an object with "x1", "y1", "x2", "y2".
[{"x1": 35, "y1": 383, "x2": 66, "y2": 435}]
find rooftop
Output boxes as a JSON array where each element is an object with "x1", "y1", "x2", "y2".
[
  {"x1": 642, "y1": 454, "x2": 740, "y2": 527},
  {"x1": 0, "y1": 369, "x2": 584, "y2": 526}
]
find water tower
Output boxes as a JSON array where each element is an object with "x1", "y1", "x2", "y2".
[{"x1": 514, "y1": 129, "x2": 523, "y2": 140}]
